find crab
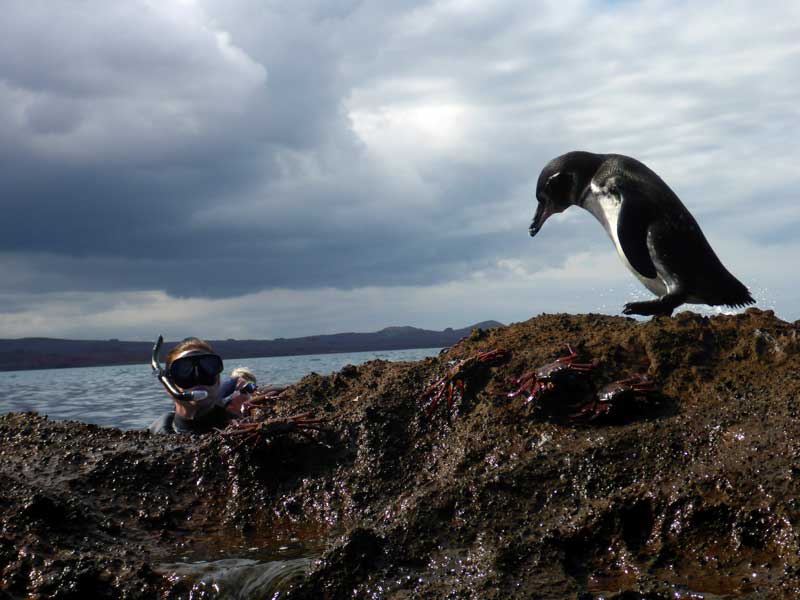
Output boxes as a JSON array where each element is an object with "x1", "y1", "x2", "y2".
[
  {"x1": 420, "y1": 348, "x2": 511, "y2": 415},
  {"x1": 241, "y1": 387, "x2": 288, "y2": 413},
  {"x1": 505, "y1": 346, "x2": 663, "y2": 421},
  {"x1": 219, "y1": 413, "x2": 326, "y2": 450},
  {"x1": 571, "y1": 375, "x2": 661, "y2": 421},
  {"x1": 507, "y1": 345, "x2": 595, "y2": 405}
]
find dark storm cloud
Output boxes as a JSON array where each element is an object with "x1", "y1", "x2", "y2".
[
  {"x1": 0, "y1": 3, "x2": 624, "y2": 293},
  {"x1": 3, "y1": 0, "x2": 534, "y2": 299},
  {"x1": 0, "y1": 2, "x2": 345, "y2": 291}
]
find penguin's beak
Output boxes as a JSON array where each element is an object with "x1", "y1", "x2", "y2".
[{"x1": 529, "y1": 201, "x2": 551, "y2": 237}]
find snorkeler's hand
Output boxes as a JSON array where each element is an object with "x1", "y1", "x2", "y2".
[
  {"x1": 224, "y1": 390, "x2": 251, "y2": 416},
  {"x1": 174, "y1": 390, "x2": 212, "y2": 420}
]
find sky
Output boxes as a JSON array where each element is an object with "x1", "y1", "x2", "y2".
[{"x1": 1, "y1": 0, "x2": 798, "y2": 341}]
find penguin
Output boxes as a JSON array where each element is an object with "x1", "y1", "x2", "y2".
[{"x1": 529, "y1": 151, "x2": 754, "y2": 317}]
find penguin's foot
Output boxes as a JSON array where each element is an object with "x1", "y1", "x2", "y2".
[
  {"x1": 623, "y1": 291, "x2": 686, "y2": 317},
  {"x1": 622, "y1": 300, "x2": 677, "y2": 317}
]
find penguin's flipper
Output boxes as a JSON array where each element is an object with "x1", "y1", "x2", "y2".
[{"x1": 616, "y1": 194, "x2": 657, "y2": 280}]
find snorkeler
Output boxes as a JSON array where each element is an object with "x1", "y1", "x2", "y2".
[
  {"x1": 219, "y1": 366, "x2": 258, "y2": 406},
  {"x1": 149, "y1": 336, "x2": 244, "y2": 435}
]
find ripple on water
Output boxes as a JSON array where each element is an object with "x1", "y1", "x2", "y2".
[
  {"x1": 0, "y1": 347, "x2": 441, "y2": 430},
  {"x1": 157, "y1": 556, "x2": 311, "y2": 599}
]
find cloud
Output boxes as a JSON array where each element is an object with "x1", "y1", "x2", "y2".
[
  {"x1": 0, "y1": 0, "x2": 798, "y2": 339},
  {"x1": 0, "y1": 253, "x2": 632, "y2": 340},
  {"x1": 3, "y1": 242, "x2": 789, "y2": 341}
]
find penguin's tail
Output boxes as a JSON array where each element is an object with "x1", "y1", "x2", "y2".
[
  {"x1": 706, "y1": 271, "x2": 756, "y2": 309},
  {"x1": 724, "y1": 279, "x2": 755, "y2": 309},
  {"x1": 724, "y1": 297, "x2": 756, "y2": 309}
]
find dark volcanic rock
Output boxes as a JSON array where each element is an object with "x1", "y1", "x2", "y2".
[{"x1": 1, "y1": 309, "x2": 799, "y2": 598}]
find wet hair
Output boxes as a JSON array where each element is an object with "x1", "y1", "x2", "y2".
[
  {"x1": 231, "y1": 366, "x2": 256, "y2": 384},
  {"x1": 166, "y1": 337, "x2": 215, "y2": 366}
]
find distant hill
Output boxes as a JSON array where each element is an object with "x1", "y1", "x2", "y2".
[{"x1": 0, "y1": 321, "x2": 505, "y2": 372}]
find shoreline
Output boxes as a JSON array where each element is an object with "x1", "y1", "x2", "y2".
[{"x1": 0, "y1": 320, "x2": 501, "y2": 372}]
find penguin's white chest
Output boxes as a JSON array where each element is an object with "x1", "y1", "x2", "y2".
[{"x1": 585, "y1": 184, "x2": 667, "y2": 297}]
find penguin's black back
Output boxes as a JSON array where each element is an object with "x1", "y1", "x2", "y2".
[{"x1": 597, "y1": 154, "x2": 754, "y2": 308}]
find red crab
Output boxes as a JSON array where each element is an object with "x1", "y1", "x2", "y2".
[
  {"x1": 507, "y1": 345, "x2": 595, "y2": 405},
  {"x1": 421, "y1": 348, "x2": 511, "y2": 415},
  {"x1": 572, "y1": 375, "x2": 660, "y2": 420},
  {"x1": 241, "y1": 387, "x2": 288, "y2": 414},
  {"x1": 219, "y1": 413, "x2": 325, "y2": 450}
]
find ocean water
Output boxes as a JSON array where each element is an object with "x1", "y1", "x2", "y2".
[{"x1": 0, "y1": 347, "x2": 441, "y2": 431}]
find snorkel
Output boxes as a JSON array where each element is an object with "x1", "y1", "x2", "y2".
[{"x1": 151, "y1": 335, "x2": 209, "y2": 403}]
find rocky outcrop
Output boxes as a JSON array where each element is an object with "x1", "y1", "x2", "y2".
[{"x1": 1, "y1": 309, "x2": 799, "y2": 598}]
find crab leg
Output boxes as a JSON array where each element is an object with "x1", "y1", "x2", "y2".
[
  {"x1": 614, "y1": 375, "x2": 656, "y2": 392},
  {"x1": 507, "y1": 371, "x2": 536, "y2": 398},
  {"x1": 425, "y1": 386, "x2": 445, "y2": 416},
  {"x1": 231, "y1": 431, "x2": 260, "y2": 451},
  {"x1": 555, "y1": 345, "x2": 594, "y2": 371}
]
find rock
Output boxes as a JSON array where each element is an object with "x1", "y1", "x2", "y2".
[{"x1": 1, "y1": 311, "x2": 799, "y2": 598}]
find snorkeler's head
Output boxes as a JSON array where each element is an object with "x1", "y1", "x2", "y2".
[
  {"x1": 230, "y1": 366, "x2": 257, "y2": 384},
  {"x1": 167, "y1": 338, "x2": 222, "y2": 418}
]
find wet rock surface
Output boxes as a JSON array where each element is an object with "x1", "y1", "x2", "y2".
[{"x1": 1, "y1": 308, "x2": 799, "y2": 599}]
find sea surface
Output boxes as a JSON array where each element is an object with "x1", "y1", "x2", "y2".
[{"x1": 0, "y1": 347, "x2": 441, "y2": 430}]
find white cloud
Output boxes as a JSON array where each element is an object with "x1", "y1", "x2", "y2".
[{"x1": 0, "y1": 1, "x2": 267, "y2": 164}]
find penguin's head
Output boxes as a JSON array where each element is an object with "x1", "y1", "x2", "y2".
[{"x1": 530, "y1": 151, "x2": 601, "y2": 237}]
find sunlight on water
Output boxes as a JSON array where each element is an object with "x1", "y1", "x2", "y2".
[{"x1": 0, "y1": 347, "x2": 441, "y2": 431}]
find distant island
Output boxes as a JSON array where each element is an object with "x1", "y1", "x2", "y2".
[{"x1": 0, "y1": 321, "x2": 505, "y2": 372}]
